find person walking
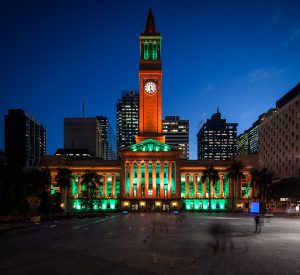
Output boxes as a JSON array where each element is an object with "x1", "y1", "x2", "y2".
[{"x1": 254, "y1": 215, "x2": 261, "y2": 233}]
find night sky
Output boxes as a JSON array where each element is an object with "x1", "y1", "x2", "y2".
[{"x1": 1, "y1": 0, "x2": 300, "y2": 159}]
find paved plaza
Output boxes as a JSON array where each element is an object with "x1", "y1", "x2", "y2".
[{"x1": 1, "y1": 212, "x2": 300, "y2": 274}]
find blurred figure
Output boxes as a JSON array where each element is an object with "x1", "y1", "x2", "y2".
[
  {"x1": 209, "y1": 221, "x2": 234, "y2": 252},
  {"x1": 254, "y1": 215, "x2": 261, "y2": 233}
]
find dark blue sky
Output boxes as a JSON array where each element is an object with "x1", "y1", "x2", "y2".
[{"x1": 1, "y1": 0, "x2": 300, "y2": 159}]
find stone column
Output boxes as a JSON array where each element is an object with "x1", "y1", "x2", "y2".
[
  {"x1": 111, "y1": 174, "x2": 115, "y2": 198},
  {"x1": 219, "y1": 174, "x2": 223, "y2": 198},
  {"x1": 168, "y1": 163, "x2": 172, "y2": 198},
  {"x1": 103, "y1": 174, "x2": 107, "y2": 198},
  {"x1": 145, "y1": 162, "x2": 149, "y2": 198},
  {"x1": 130, "y1": 162, "x2": 133, "y2": 198},
  {"x1": 160, "y1": 162, "x2": 164, "y2": 198},
  {"x1": 194, "y1": 174, "x2": 198, "y2": 198},
  {"x1": 186, "y1": 174, "x2": 190, "y2": 198},
  {"x1": 153, "y1": 163, "x2": 157, "y2": 198},
  {"x1": 211, "y1": 181, "x2": 215, "y2": 198},
  {"x1": 137, "y1": 162, "x2": 141, "y2": 198},
  {"x1": 77, "y1": 174, "x2": 82, "y2": 198},
  {"x1": 202, "y1": 176, "x2": 206, "y2": 198}
]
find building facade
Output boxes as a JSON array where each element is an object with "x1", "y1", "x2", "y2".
[
  {"x1": 259, "y1": 83, "x2": 300, "y2": 181},
  {"x1": 237, "y1": 130, "x2": 249, "y2": 155},
  {"x1": 116, "y1": 90, "x2": 139, "y2": 150},
  {"x1": 96, "y1": 116, "x2": 117, "y2": 160},
  {"x1": 41, "y1": 10, "x2": 257, "y2": 212},
  {"x1": 197, "y1": 110, "x2": 238, "y2": 160},
  {"x1": 5, "y1": 109, "x2": 46, "y2": 167},
  {"x1": 64, "y1": 117, "x2": 102, "y2": 158},
  {"x1": 162, "y1": 116, "x2": 189, "y2": 159}
]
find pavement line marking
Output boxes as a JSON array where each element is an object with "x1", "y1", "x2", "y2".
[
  {"x1": 50, "y1": 225, "x2": 56, "y2": 228},
  {"x1": 71, "y1": 215, "x2": 116, "y2": 230}
]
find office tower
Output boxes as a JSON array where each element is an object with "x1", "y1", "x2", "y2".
[
  {"x1": 64, "y1": 117, "x2": 102, "y2": 158},
  {"x1": 96, "y1": 116, "x2": 117, "y2": 160},
  {"x1": 162, "y1": 116, "x2": 189, "y2": 159},
  {"x1": 116, "y1": 90, "x2": 139, "y2": 150},
  {"x1": 259, "y1": 83, "x2": 300, "y2": 180},
  {"x1": 237, "y1": 130, "x2": 249, "y2": 155},
  {"x1": 197, "y1": 109, "x2": 238, "y2": 160},
  {"x1": 5, "y1": 109, "x2": 46, "y2": 167}
]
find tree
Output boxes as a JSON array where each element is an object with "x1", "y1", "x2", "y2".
[
  {"x1": 24, "y1": 168, "x2": 51, "y2": 216},
  {"x1": 0, "y1": 155, "x2": 29, "y2": 216},
  {"x1": 81, "y1": 171, "x2": 101, "y2": 212},
  {"x1": 250, "y1": 168, "x2": 273, "y2": 202},
  {"x1": 201, "y1": 166, "x2": 219, "y2": 211},
  {"x1": 227, "y1": 161, "x2": 245, "y2": 210},
  {"x1": 55, "y1": 168, "x2": 72, "y2": 214}
]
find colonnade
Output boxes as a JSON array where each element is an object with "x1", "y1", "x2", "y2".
[
  {"x1": 51, "y1": 172, "x2": 120, "y2": 199},
  {"x1": 123, "y1": 161, "x2": 178, "y2": 199},
  {"x1": 182, "y1": 173, "x2": 252, "y2": 199}
]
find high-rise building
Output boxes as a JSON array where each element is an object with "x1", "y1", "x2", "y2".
[
  {"x1": 237, "y1": 130, "x2": 249, "y2": 155},
  {"x1": 96, "y1": 116, "x2": 117, "y2": 160},
  {"x1": 64, "y1": 117, "x2": 102, "y2": 158},
  {"x1": 116, "y1": 90, "x2": 139, "y2": 150},
  {"x1": 197, "y1": 110, "x2": 238, "y2": 160},
  {"x1": 237, "y1": 113, "x2": 265, "y2": 155},
  {"x1": 162, "y1": 116, "x2": 189, "y2": 159},
  {"x1": 5, "y1": 109, "x2": 46, "y2": 167},
  {"x1": 259, "y1": 83, "x2": 300, "y2": 180}
]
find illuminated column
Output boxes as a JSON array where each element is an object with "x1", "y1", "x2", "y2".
[
  {"x1": 219, "y1": 174, "x2": 223, "y2": 198},
  {"x1": 194, "y1": 175, "x2": 198, "y2": 198},
  {"x1": 145, "y1": 162, "x2": 149, "y2": 198},
  {"x1": 153, "y1": 162, "x2": 157, "y2": 197},
  {"x1": 168, "y1": 163, "x2": 172, "y2": 198},
  {"x1": 186, "y1": 174, "x2": 190, "y2": 198},
  {"x1": 129, "y1": 163, "x2": 133, "y2": 198},
  {"x1": 160, "y1": 162, "x2": 164, "y2": 198},
  {"x1": 102, "y1": 174, "x2": 106, "y2": 198},
  {"x1": 137, "y1": 162, "x2": 141, "y2": 198},
  {"x1": 211, "y1": 181, "x2": 215, "y2": 198},
  {"x1": 202, "y1": 175, "x2": 206, "y2": 198},
  {"x1": 111, "y1": 174, "x2": 115, "y2": 198}
]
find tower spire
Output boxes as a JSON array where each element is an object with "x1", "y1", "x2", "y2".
[{"x1": 142, "y1": 9, "x2": 160, "y2": 35}]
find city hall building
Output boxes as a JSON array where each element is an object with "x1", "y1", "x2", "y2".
[{"x1": 41, "y1": 10, "x2": 258, "y2": 212}]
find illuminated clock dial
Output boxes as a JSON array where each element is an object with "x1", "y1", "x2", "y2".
[{"x1": 144, "y1": 81, "x2": 157, "y2": 94}]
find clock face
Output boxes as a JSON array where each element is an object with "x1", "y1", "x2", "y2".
[{"x1": 144, "y1": 81, "x2": 157, "y2": 94}]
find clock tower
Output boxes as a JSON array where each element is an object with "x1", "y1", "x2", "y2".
[{"x1": 136, "y1": 9, "x2": 165, "y2": 143}]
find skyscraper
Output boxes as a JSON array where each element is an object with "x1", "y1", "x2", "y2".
[
  {"x1": 237, "y1": 130, "x2": 249, "y2": 155},
  {"x1": 64, "y1": 117, "x2": 102, "y2": 158},
  {"x1": 259, "y1": 83, "x2": 300, "y2": 180},
  {"x1": 197, "y1": 110, "x2": 238, "y2": 160},
  {"x1": 162, "y1": 116, "x2": 189, "y2": 159},
  {"x1": 116, "y1": 90, "x2": 139, "y2": 150},
  {"x1": 96, "y1": 116, "x2": 117, "y2": 160},
  {"x1": 5, "y1": 109, "x2": 46, "y2": 167}
]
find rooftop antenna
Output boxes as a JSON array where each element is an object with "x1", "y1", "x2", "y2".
[{"x1": 82, "y1": 96, "x2": 85, "y2": 117}]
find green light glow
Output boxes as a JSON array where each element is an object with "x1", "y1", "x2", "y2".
[
  {"x1": 70, "y1": 199, "x2": 120, "y2": 212},
  {"x1": 129, "y1": 139, "x2": 172, "y2": 152},
  {"x1": 183, "y1": 199, "x2": 228, "y2": 211}
]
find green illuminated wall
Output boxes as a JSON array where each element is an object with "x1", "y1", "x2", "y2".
[
  {"x1": 182, "y1": 199, "x2": 229, "y2": 211},
  {"x1": 180, "y1": 175, "x2": 186, "y2": 197},
  {"x1": 171, "y1": 163, "x2": 176, "y2": 195},
  {"x1": 156, "y1": 163, "x2": 160, "y2": 197},
  {"x1": 197, "y1": 177, "x2": 202, "y2": 197},
  {"x1": 223, "y1": 174, "x2": 229, "y2": 197},
  {"x1": 72, "y1": 198, "x2": 120, "y2": 211},
  {"x1": 115, "y1": 174, "x2": 121, "y2": 197},
  {"x1": 189, "y1": 176, "x2": 194, "y2": 197},
  {"x1": 164, "y1": 164, "x2": 168, "y2": 194},
  {"x1": 133, "y1": 163, "x2": 137, "y2": 195},
  {"x1": 125, "y1": 164, "x2": 130, "y2": 196}
]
